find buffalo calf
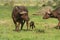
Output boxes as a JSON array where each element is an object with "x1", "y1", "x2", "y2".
[{"x1": 30, "y1": 21, "x2": 35, "y2": 29}]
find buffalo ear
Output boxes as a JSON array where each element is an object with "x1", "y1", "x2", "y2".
[{"x1": 16, "y1": 7, "x2": 18, "y2": 10}]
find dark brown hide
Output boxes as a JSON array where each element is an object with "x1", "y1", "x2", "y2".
[{"x1": 12, "y1": 6, "x2": 29, "y2": 31}]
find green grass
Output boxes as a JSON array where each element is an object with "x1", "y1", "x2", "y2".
[{"x1": 0, "y1": 6, "x2": 60, "y2": 40}]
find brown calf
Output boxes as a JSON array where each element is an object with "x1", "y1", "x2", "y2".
[{"x1": 30, "y1": 21, "x2": 35, "y2": 29}]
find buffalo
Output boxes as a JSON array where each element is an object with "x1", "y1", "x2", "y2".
[
  {"x1": 12, "y1": 6, "x2": 29, "y2": 31},
  {"x1": 30, "y1": 21, "x2": 35, "y2": 29},
  {"x1": 43, "y1": 7, "x2": 60, "y2": 29}
]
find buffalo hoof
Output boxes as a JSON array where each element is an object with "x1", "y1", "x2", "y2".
[{"x1": 13, "y1": 29, "x2": 20, "y2": 32}]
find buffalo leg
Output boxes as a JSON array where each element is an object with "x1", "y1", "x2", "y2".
[
  {"x1": 31, "y1": 26, "x2": 34, "y2": 29},
  {"x1": 21, "y1": 20, "x2": 25, "y2": 30},
  {"x1": 58, "y1": 18, "x2": 60, "y2": 29},
  {"x1": 15, "y1": 22, "x2": 20, "y2": 31},
  {"x1": 26, "y1": 21, "x2": 28, "y2": 30},
  {"x1": 12, "y1": 18, "x2": 18, "y2": 31},
  {"x1": 32, "y1": 25, "x2": 35, "y2": 29},
  {"x1": 58, "y1": 21, "x2": 60, "y2": 29}
]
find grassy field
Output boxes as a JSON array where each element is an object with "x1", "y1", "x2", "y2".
[{"x1": 0, "y1": 6, "x2": 60, "y2": 40}]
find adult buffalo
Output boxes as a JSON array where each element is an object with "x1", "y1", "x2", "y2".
[
  {"x1": 43, "y1": 7, "x2": 60, "y2": 29},
  {"x1": 12, "y1": 6, "x2": 29, "y2": 31}
]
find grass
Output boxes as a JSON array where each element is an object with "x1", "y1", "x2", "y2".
[{"x1": 0, "y1": 6, "x2": 60, "y2": 40}]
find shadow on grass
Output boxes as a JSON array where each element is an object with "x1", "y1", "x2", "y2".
[
  {"x1": 54, "y1": 26, "x2": 60, "y2": 29},
  {"x1": 13, "y1": 29, "x2": 45, "y2": 33},
  {"x1": 22, "y1": 29, "x2": 32, "y2": 31},
  {"x1": 13, "y1": 29, "x2": 32, "y2": 32},
  {"x1": 35, "y1": 29, "x2": 45, "y2": 33}
]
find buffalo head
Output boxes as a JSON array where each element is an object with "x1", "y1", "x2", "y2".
[
  {"x1": 15, "y1": 6, "x2": 29, "y2": 21},
  {"x1": 43, "y1": 12, "x2": 50, "y2": 19},
  {"x1": 43, "y1": 10, "x2": 54, "y2": 19},
  {"x1": 20, "y1": 11, "x2": 29, "y2": 21}
]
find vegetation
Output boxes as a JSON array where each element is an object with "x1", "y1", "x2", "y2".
[
  {"x1": 0, "y1": 5, "x2": 60, "y2": 40},
  {"x1": 0, "y1": 0, "x2": 60, "y2": 40},
  {"x1": 0, "y1": 0, "x2": 60, "y2": 7}
]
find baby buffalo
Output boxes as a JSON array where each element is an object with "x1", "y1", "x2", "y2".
[{"x1": 30, "y1": 21, "x2": 35, "y2": 29}]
